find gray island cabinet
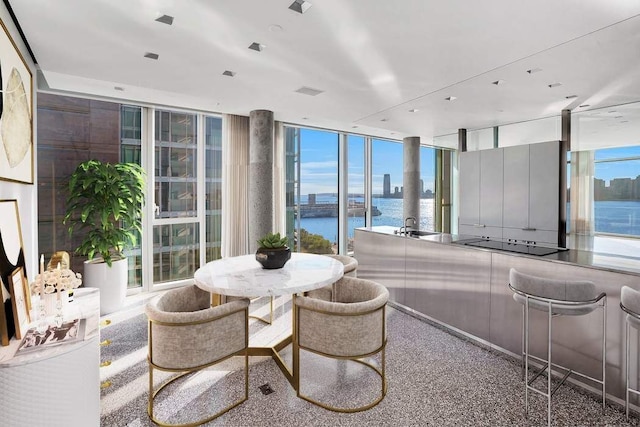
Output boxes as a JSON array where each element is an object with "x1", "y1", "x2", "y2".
[{"x1": 354, "y1": 226, "x2": 640, "y2": 402}]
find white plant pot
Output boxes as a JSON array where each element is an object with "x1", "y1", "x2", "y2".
[{"x1": 84, "y1": 258, "x2": 128, "y2": 315}]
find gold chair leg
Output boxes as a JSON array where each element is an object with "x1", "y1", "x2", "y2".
[{"x1": 249, "y1": 296, "x2": 274, "y2": 325}]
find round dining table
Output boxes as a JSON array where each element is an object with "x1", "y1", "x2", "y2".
[
  {"x1": 194, "y1": 252, "x2": 344, "y2": 298},
  {"x1": 193, "y1": 252, "x2": 344, "y2": 390}
]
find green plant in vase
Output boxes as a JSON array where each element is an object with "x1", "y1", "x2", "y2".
[{"x1": 255, "y1": 232, "x2": 291, "y2": 269}]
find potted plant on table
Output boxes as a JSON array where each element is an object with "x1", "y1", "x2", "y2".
[
  {"x1": 64, "y1": 160, "x2": 145, "y2": 315},
  {"x1": 255, "y1": 232, "x2": 291, "y2": 269}
]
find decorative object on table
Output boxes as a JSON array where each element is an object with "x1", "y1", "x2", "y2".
[
  {"x1": 255, "y1": 232, "x2": 291, "y2": 269},
  {"x1": 9, "y1": 266, "x2": 29, "y2": 339},
  {"x1": 64, "y1": 160, "x2": 145, "y2": 315},
  {"x1": 0, "y1": 18, "x2": 33, "y2": 184},
  {"x1": 0, "y1": 199, "x2": 28, "y2": 345},
  {"x1": 16, "y1": 318, "x2": 86, "y2": 356},
  {"x1": 29, "y1": 261, "x2": 82, "y2": 318}
]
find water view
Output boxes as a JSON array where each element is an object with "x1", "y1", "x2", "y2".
[{"x1": 296, "y1": 197, "x2": 640, "y2": 243}]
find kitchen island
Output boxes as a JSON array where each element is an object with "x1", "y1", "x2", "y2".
[{"x1": 354, "y1": 226, "x2": 640, "y2": 402}]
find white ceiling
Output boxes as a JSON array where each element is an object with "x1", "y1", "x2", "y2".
[{"x1": 8, "y1": 0, "x2": 640, "y2": 147}]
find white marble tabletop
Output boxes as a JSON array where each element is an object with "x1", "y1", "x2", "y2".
[{"x1": 194, "y1": 253, "x2": 344, "y2": 297}]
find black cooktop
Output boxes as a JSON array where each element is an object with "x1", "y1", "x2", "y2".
[{"x1": 456, "y1": 238, "x2": 562, "y2": 256}]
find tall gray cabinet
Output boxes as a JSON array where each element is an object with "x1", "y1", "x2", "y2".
[{"x1": 458, "y1": 141, "x2": 560, "y2": 245}]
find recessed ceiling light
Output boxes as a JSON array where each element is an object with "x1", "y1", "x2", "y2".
[
  {"x1": 144, "y1": 52, "x2": 159, "y2": 60},
  {"x1": 302, "y1": 117, "x2": 309, "y2": 120},
  {"x1": 615, "y1": 116, "x2": 623, "y2": 119},
  {"x1": 621, "y1": 120, "x2": 629, "y2": 123},
  {"x1": 289, "y1": 0, "x2": 312, "y2": 14},
  {"x1": 248, "y1": 42, "x2": 265, "y2": 52},
  {"x1": 492, "y1": 80, "x2": 505, "y2": 85},
  {"x1": 548, "y1": 82, "x2": 562, "y2": 88},
  {"x1": 380, "y1": 118, "x2": 388, "y2": 122},
  {"x1": 295, "y1": 86, "x2": 324, "y2": 96},
  {"x1": 222, "y1": 70, "x2": 236, "y2": 77},
  {"x1": 409, "y1": 108, "x2": 419, "y2": 113},
  {"x1": 269, "y1": 24, "x2": 283, "y2": 32},
  {"x1": 608, "y1": 110, "x2": 617, "y2": 113},
  {"x1": 445, "y1": 96, "x2": 457, "y2": 101},
  {"x1": 155, "y1": 14, "x2": 174, "y2": 25},
  {"x1": 390, "y1": 132, "x2": 395, "y2": 135},
  {"x1": 527, "y1": 68, "x2": 542, "y2": 74},
  {"x1": 352, "y1": 126, "x2": 358, "y2": 128},
  {"x1": 114, "y1": 86, "x2": 124, "y2": 91},
  {"x1": 565, "y1": 95, "x2": 578, "y2": 99},
  {"x1": 579, "y1": 104, "x2": 590, "y2": 108}
]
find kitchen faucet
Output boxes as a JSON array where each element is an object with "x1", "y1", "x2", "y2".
[{"x1": 398, "y1": 216, "x2": 417, "y2": 236}]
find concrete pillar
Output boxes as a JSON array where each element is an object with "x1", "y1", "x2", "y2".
[
  {"x1": 249, "y1": 110, "x2": 274, "y2": 252},
  {"x1": 403, "y1": 136, "x2": 420, "y2": 229}
]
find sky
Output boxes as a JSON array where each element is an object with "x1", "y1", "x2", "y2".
[
  {"x1": 294, "y1": 128, "x2": 640, "y2": 193},
  {"x1": 297, "y1": 128, "x2": 436, "y2": 196}
]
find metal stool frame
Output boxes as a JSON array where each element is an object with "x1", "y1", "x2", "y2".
[
  {"x1": 509, "y1": 283, "x2": 606, "y2": 427},
  {"x1": 620, "y1": 300, "x2": 640, "y2": 420}
]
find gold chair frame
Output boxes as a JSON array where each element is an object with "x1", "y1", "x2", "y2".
[
  {"x1": 147, "y1": 306, "x2": 249, "y2": 427},
  {"x1": 293, "y1": 301, "x2": 387, "y2": 413}
]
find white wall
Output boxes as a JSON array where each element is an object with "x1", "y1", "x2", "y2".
[{"x1": 0, "y1": 5, "x2": 38, "y2": 279}]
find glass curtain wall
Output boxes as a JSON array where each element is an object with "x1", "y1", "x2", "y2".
[
  {"x1": 205, "y1": 117, "x2": 223, "y2": 261},
  {"x1": 153, "y1": 110, "x2": 200, "y2": 283},
  {"x1": 420, "y1": 146, "x2": 436, "y2": 231},
  {"x1": 347, "y1": 135, "x2": 365, "y2": 252},
  {"x1": 372, "y1": 138, "x2": 404, "y2": 227},
  {"x1": 594, "y1": 146, "x2": 640, "y2": 236},
  {"x1": 285, "y1": 127, "x2": 338, "y2": 254},
  {"x1": 120, "y1": 105, "x2": 143, "y2": 287}
]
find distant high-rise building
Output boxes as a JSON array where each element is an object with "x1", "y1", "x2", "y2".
[
  {"x1": 420, "y1": 179, "x2": 424, "y2": 196},
  {"x1": 383, "y1": 174, "x2": 391, "y2": 197}
]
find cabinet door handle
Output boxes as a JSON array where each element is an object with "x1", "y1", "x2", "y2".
[
  {"x1": 522, "y1": 227, "x2": 537, "y2": 231},
  {"x1": 473, "y1": 224, "x2": 486, "y2": 228}
]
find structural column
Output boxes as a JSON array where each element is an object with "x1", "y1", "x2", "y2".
[
  {"x1": 403, "y1": 136, "x2": 420, "y2": 228},
  {"x1": 249, "y1": 110, "x2": 274, "y2": 252}
]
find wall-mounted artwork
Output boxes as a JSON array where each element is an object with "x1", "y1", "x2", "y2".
[
  {"x1": 0, "y1": 199, "x2": 27, "y2": 345},
  {"x1": 0, "y1": 18, "x2": 33, "y2": 184}
]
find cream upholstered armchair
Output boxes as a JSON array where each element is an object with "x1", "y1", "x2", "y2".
[
  {"x1": 294, "y1": 276, "x2": 388, "y2": 412},
  {"x1": 306, "y1": 254, "x2": 358, "y2": 301},
  {"x1": 145, "y1": 285, "x2": 250, "y2": 426}
]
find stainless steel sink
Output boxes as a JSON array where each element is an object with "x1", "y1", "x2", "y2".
[
  {"x1": 406, "y1": 230, "x2": 440, "y2": 237},
  {"x1": 394, "y1": 228, "x2": 440, "y2": 237}
]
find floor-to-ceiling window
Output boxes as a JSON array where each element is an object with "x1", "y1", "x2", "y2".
[
  {"x1": 594, "y1": 146, "x2": 640, "y2": 236},
  {"x1": 372, "y1": 138, "x2": 404, "y2": 228},
  {"x1": 153, "y1": 110, "x2": 200, "y2": 284},
  {"x1": 120, "y1": 105, "x2": 143, "y2": 287},
  {"x1": 347, "y1": 135, "x2": 365, "y2": 252},
  {"x1": 285, "y1": 127, "x2": 338, "y2": 254},
  {"x1": 204, "y1": 116, "x2": 223, "y2": 261},
  {"x1": 420, "y1": 146, "x2": 436, "y2": 231}
]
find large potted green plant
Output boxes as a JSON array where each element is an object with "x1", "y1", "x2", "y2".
[{"x1": 64, "y1": 160, "x2": 145, "y2": 314}]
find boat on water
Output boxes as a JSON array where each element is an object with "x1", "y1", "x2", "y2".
[{"x1": 297, "y1": 201, "x2": 382, "y2": 218}]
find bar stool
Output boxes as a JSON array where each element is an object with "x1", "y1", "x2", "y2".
[
  {"x1": 620, "y1": 286, "x2": 640, "y2": 420},
  {"x1": 508, "y1": 268, "x2": 607, "y2": 426}
]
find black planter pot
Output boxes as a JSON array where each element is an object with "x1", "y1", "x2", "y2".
[{"x1": 255, "y1": 247, "x2": 291, "y2": 269}]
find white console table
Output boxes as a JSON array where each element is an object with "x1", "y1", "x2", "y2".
[{"x1": 0, "y1": 288, "x2": 100, "y2": 427}]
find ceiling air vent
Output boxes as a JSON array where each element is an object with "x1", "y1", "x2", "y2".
[
  {"x1": 144, "y1": 52, "x2": 159, "y2": 60},
  {"x1": 295, "y1": 86, "x2": 324, "y2": 96},
  {"x1": 249, "y1": 42, "x2": 265, "y2": 52},
  {"x1": 289, "y1": 0, "x2": 312, "y2": 14},
  {"x1": 222, "y1": 70, "x2": 236, "y2": 77},
  {"x1": 155, "y1": 15, "x2": 174, "y2": 25}
]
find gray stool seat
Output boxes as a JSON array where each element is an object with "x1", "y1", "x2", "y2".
[
  {"x1": 620, "y1": 286, "x2": 640, "y2": 420},
  {"x1": 509, "y1": 268, "x2": 606, "y2": 427}
]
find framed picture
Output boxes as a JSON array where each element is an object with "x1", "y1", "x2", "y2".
[
  {"x1": 9, "y1": 267, "x2": 29, "y2": 339},
  {"x1": 0, "y1": 199, "x2": 27, "y2": 345},
  {"x1": 0, "y1": 18, "x2": 33, "y2": 184}
]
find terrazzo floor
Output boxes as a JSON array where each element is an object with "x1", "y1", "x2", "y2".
[{"x1": 99, "y1": 295, "x2": 637, "y2": 426}]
